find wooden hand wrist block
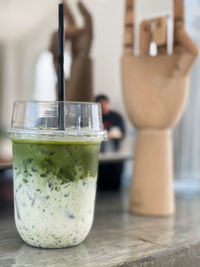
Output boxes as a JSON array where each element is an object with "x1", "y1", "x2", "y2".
[{"x1": 130, "y1": 129, "x2": 175, "y2": 216}]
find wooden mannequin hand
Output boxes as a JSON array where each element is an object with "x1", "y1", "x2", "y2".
[
  {"x1": 122, "y1": 0, "x2": 198, "y2": 129},
  {"x1": 49, "y1": 1, "x2": 93, "y2": 101},
  {"x1": 121, "y1": 0, "x2": 199, "y2": 216}
]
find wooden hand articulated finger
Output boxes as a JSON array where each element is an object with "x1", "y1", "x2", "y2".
[
  {"x1": 173, "y1": 0, "x2": 198, "y2": 73},
  {"x1": 140, "y1": 20, "x2": 151, "y2": 55},
  {"x1": 78, "y1": 2, "x2": 93, "y2": 34},
  {"x1": 153, "y1": 17, "x2": 167, "y2": 46},
  {"x1": 174, "y1": 0, "x2": 185, "y2": 25},
  {"x1": 124, "y1": 0, "x2": 135, "y2": 53},
  {"x1": 63, "y1": 1, "x2": 76, "y2": 26}
]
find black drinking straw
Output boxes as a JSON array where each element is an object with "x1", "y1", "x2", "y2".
[{"x1": 58, "y1": 2, "x2": 65, "y2": 130}]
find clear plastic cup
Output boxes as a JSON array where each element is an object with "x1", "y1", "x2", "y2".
[{"x1": 8, "y1": 101, "x2": 106, "y2": 248}]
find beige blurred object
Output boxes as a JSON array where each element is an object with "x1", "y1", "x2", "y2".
[
  {"x1": 108, "y1": 127, "x2": 123, "y2": 139},
  {"x1": 49, "y1": 0, "x2": 93, "y2": 102},
  {"x1": 0, "y1": 138, "x2": 12, "y2": 163},
  {"x1": 121, "y1": 0, "x2": 199, "y2": 216}
]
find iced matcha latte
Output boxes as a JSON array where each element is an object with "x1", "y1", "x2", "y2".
[{"x1": 9, "y1": 101, "x2": 105, "y2": 248}]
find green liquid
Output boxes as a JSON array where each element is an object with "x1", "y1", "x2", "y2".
[
  {"x1": 12, "y1": 138, "x2": 101, "y2": 248},
  {"x1": 12, "y1": 139, "x2": 101, "y2": 185}
]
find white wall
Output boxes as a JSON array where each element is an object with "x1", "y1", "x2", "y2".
[
  {"x1": 0, "y1": 10, "x2": 57, "y2": 129},
  {"x1": 1, "y1": 43, "x2": 19, "y2": 129},
  {"x1": 86, "y1": 0, "x2": 127, "y2": 115}
]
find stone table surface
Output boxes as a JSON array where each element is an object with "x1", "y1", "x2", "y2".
[{"x1": 1, "y1": 190, "x2": 200, "y2": 267}]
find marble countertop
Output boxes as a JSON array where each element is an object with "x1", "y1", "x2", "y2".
[{"x1": 1, "y1": 190, "x2": 200, "y2": 267}]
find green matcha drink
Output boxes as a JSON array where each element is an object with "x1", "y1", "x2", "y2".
[{"x1": 9, "y1": 101, "x2": 105, "y2": 248}]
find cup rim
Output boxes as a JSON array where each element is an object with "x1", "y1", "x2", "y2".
[
  {"x1": 8, "y1": 128, "x2": 107, "y2": 140},
  {"x1": 14, "y1": 100, "x2": 100, "y2": 106}
]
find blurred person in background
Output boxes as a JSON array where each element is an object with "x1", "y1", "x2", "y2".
[
  {"x1": 95, "y1": 94, "x2": 126, "y2": 191},
  {"x1": 96, "y1": 94, "x2": 125, "y2": 152}
]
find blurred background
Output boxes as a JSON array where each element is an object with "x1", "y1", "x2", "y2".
[{"x1": 0, "y1": 0, "x2": 200, "y2": 204}]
